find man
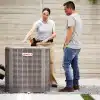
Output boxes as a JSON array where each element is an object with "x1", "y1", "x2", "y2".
[{"x1": 59, "y1": 1, "x2": 82, "y2": 92}]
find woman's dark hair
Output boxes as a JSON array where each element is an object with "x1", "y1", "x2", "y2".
[
  {"x1": 63, "y1": 1, "x2": 75, "y2": 10},
  {"x1": 42, "y1": 8, "x2": 51, "y2": 15}
]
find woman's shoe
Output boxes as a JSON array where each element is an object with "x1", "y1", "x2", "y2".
[{"x1": 51, "y1": 84, "x2": 57, "y2": 88}]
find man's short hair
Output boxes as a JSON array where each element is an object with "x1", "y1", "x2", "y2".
[{"x1": 63, "y1": 1, "x2": 75, "y2": 10}]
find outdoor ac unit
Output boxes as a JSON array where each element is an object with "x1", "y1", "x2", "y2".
[{"x1": 5, "y1": 46, "x2": 50, "y2": 93}]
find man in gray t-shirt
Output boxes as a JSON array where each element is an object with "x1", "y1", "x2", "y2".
[
  {"x1": 59, "y1": 1, "x2": 82, "y2": 92},
  {"x1": 66, "y1": 13, "x2": 82, "y2": 49}
]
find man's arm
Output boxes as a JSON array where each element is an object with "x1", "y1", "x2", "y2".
[
  {"x1": 63, "y1": 16, "x2": 75, "y2": 48},
  {"x1": 64, "y1": 26, "x2": 74, "y2": 47}
]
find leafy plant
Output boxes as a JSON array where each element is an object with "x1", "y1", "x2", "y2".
[
  {"x1": 81, "y1": 94, "x2": 94, "y2": 100},
  {"x1": 88, "y1": 0, "x2": 97, "y2": 4}
]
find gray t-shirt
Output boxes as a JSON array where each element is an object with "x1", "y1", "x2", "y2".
[
  {"x1": 34, "y1": 19, "x2": 55, "y2": 40},
  {"x1": 66, "y1": 13, "x2": 82, "y2": 49}
]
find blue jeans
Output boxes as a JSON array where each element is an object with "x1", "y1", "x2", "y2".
[{"x1": 63, "y1": 47, "x2": 80, "y2": 88}]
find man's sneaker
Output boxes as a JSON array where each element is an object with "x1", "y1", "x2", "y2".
[
  {"x1": 59, "y1": 87, "x2": 74, "y2": 92},
  {"x1": 73, "y1": 85, "x2": 80, "y2": 90}
]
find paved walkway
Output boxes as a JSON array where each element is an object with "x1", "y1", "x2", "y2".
[
  {"x1": 91, "y1": 95, "x2": 100, "y2": 100},
  {"x1": 0, "y1": 78, "x2": 100, "y2": 100},
  {"x1": 0, "y1": 94, "x2": 84, "y2": 100},
  {"x1": 0, "y1": 93, "x2": 100, "y2": 100}
]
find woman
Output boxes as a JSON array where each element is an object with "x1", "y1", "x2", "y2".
[{"x1": 23, "y1": 8, "x2": 57, "y2": 87}]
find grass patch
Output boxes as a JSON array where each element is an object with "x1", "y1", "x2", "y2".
[{"x1": 81, "y1": 94, "x2": 95, "y2": 100}]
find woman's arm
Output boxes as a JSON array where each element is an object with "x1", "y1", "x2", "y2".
[
  {"x1": 50, "y1": 21, "x2": 56, "y2": 39},
  {"x1": 23, "y1": 22, "x2": 37, "y2": 42}
]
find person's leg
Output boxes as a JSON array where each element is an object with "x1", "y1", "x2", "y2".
[
  {"x1": 71, "y1": 50, "x2": 80, "y2": 90},
  {"x1": 64, "y1": 48, "x2": 73, "y2": 88},
  {"x1": 38, "y1": 42, "x2": 57, "y2": 87},
  {"x1": 49, "y1": 44, "x2": 57, "y2": 86},
  {"x1": 59, "y1": 47, "x2": 77, "y2": 92}
]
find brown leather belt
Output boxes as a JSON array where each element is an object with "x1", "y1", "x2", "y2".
[
  {"x1": 37, "y1": 39, "x2": 53, "y2": 43},
  {"x1": 30, "y1": 38, "x2": 53, "y2": 46}
]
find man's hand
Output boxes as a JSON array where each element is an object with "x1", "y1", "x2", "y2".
[
  {"x1": 63, "y1": 43, "x2": 68, "y2": 49},
  {"x1": 64, "y1": 27, "x2": 73, "y2": 47},
  {"x1": 63, "y1": 44, "x2": 65, "y2": 50}
]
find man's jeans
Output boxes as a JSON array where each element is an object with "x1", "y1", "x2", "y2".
[{"x1": 63, "y1": 47, "x2": 80, "y2": 88}]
